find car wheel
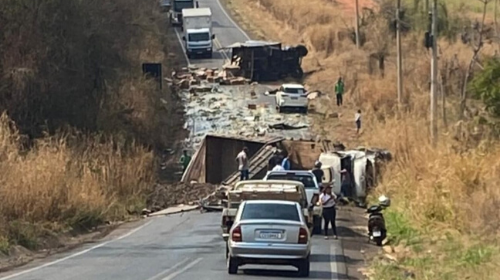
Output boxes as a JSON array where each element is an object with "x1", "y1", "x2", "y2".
[
  {"x1": 297, "y1": 255, "x2": 310, "y2": 277},
  {"x1": 312, "y1": 216, "x2": 322, "y2": 235},
  {"x1": 227, "y1": 257, "x2": 238, "y2": 274},
  {"x1": 225, "y1": 242, "x2": 229, "y2": 259}
]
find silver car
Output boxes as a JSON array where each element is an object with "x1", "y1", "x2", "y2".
[{"x1": 226, "y1": 200, "x2": 311, "y2": 277}]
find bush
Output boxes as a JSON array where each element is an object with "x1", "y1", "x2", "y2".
[{"x1": 471, "y1": 57, "x2": 500, "y2": 116}]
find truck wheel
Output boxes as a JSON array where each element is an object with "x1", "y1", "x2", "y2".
[
  {"x1": 227, "y1": 257, "x2": 238, "y2": 274},
  {"x1": 312, "y1": 216, "x2": 322, "y2": 235}
]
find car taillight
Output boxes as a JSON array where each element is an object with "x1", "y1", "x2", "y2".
[
  {"x1": 298, "y1": 227, "x2": 308, "y2": 244},
  {"x1": 231, "y1": 226, "x2": 242, "y2": 242}
]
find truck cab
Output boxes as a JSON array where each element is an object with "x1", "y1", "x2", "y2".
[
  {"x1": 181, "y1": 8, "x2": 214, "y2": 59},
  {"x1": 170, "y1": 0, "x2": 197, "y2": 26}
]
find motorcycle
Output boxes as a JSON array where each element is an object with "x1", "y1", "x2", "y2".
[{"x1": 367, "y1": 195, "x2": 391, "y2": 246}]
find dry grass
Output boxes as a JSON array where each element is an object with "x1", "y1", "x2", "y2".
[
  {"x1": 0, "y1": 113, "x2": 154, "y2": 252},
  {"x1": 225, "y1": 0, "x2": 500, "y2": 278},
  {"x1": 0, "y1": 0, "x2": 186, "y2": 253}
]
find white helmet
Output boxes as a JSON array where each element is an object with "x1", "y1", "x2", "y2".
[
  {"x1": 314, "y1": 160, "x2": 322, "y2": 168},
  {"x1": 378, "y1": 195, "x2": 391, "y2": 207}
]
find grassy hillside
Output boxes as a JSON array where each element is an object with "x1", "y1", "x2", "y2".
[
  {"x1": 0, "y1": 0, "x2": 180, "y2": 253},
  {"x1": 223, "y1": 0, "x2": 500, "y2": 278}
]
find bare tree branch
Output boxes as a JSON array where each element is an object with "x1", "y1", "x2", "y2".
[{"x1": 459, "y1": 0, "x2": 491, "y2": 118}]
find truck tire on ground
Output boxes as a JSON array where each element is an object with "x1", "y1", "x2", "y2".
[{"x1": 312, "y1": 215, "x2": 322, "y2": 234}]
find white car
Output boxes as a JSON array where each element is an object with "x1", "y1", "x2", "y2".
[
  {"x1": 275, "y1": 83, "x2": 308, "y2": 113},
  {"x1": 227, "y1": 200, "x2": 311, "y2": 276}
]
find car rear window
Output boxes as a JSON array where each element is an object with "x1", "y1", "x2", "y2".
[
  {"x1": 241, "y1": 203, "x2": 300, "y2": 221},
  {"x1": 266, "y1": 174, "x2": 316, "y2": 189},
  {"x1": 283, "y1": 87, "x2": 305, "y2": 94}
]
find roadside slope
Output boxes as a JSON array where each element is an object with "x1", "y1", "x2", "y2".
[{"x1": 220, "y1": 0, "x2": 500, "y2": 279}]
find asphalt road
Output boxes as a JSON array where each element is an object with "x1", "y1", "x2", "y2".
[
  {"x1": 0, "y1": 212, "x2": 348, "y2": 280},
  {"x1": 0, "y1": 1, "x2": 348, "y2": 279}
]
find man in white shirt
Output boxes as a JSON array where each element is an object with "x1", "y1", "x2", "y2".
[
  {"x1": 319, "y1": 185, "x2": 338, "y2": 239},
  {"x1": 236, "y1": 147, "x2": 249, "y2": 180}
]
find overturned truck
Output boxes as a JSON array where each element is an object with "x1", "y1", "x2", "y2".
[{"x1": 221, "y1": 41, "x2": 308, "y2": 82}]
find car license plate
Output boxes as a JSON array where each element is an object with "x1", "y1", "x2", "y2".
[
  {"x1": 373, "y1": 231, "x2": 382, "y2": 237},
  {"x1": 291, "y1": 97, "x2": 298, "y2": 100},
  {"x1": 259, "y1": 231, "x2": 282, "y2": 239}
]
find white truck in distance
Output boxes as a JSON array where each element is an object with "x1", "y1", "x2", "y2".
[{"x1": 181, "y1": 8, "x2": 214, "y2": 59}]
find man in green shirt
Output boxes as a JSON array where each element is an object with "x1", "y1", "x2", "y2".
[
  {"x1": 335, "y1": 77, "x2": 345, "y2": 106},
  {"x1": 179, "y1": 150, "x2": 191, "y2": 173}
]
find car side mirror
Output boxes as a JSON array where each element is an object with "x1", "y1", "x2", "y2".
[
  {"x1": 182, "y1": 36, "x2": 186, "y2": 41},
  {"x1": 211, "y1": 34, "x2": 215, "y2": 40}
]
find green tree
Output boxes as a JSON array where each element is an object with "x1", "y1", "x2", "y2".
[{"x1": 470, "y1": 58, "x2": 500, "y2": 116}]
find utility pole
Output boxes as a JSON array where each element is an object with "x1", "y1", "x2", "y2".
[
  {"x1": 355, "y1": 0, "x2": 360, "y2": 48},
  {"x1": 396, "y1": 0, "x2": 403, "y2": 109},
  {"x1": 430, "y1": 0, "x2": 438, "y2": 146}
]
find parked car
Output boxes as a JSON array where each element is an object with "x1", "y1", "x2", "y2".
[
  {"x1": 227, "y1": 200, "x2": 311, "y2": 277},
  {"x1": 263, "y1": 170, "x2": 323, "y2": 234},
  {"x1": 275, "y1": 83, "x2": 308, "y2": 113},
  {"x1": 221, "y1": 180, "x2": 312, "y2": 245}
]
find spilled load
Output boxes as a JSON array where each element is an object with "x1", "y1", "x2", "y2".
[{"x1": 220, "y1": 41, "x2": 308, "y2": 82}]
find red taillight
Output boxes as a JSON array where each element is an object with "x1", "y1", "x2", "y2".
[
  {"x1": 231, "y1": 226, "x2": 242, "y2": 242},
  {"x1": 298, "y1": 227, "x2": 308, "y2": 244}
]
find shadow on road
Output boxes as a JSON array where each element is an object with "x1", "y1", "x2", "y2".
[{"x1": 241, "y1": 268, "x2": 349, "y2": 279}]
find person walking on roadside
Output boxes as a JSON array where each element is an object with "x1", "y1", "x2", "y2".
[
  {"x1": 320, "y1": 185, "x2": 338, "y2": 239},
  {"x1": 236, "y1": 147, "x2": 249, "y2": 181},
  {"x1": 281, "y1": 151, "x2": 291, "y2": 170},
  {"x1": 355, "y1": 109, "x2": 361, "y2": 134},
  {"x1": 179, "y1": 150, "x2": 191, "y2": 174},
  {"x1": 335, "y1": 77, "x2": 345, "y2": 106}
]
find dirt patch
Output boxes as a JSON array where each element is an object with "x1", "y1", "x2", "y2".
[
  {"x1": 147, "y1": 183, "x2": 218, "y2": 212},
  {"x1": 336, "y1": 205, "x2": 379, "y2": 279}
]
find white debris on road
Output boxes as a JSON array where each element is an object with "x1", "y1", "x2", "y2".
[{"x1": 181, "y1": 82, "x2": 312, "y2": 150}]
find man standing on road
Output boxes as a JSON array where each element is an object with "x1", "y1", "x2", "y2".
[
  {"x1": 335, "y1": 77, "x2": 345, "y2": 106},
  {"x1": 281, "y1": 151, "x2": 291, "y2": 170},
  {"x1": 236, "y1": 147, "x2": 249, "y2": 181},
  {"x1": 311, "y1": 160, "x2": 324, "y2": 184},
  {"x1": 179, "y1": 150, "x2": 191, "y2": 174}
]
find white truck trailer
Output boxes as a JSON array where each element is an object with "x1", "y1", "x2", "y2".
[{"x1": 181, "y1": 7, "x2": 214, "y2": 59}]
